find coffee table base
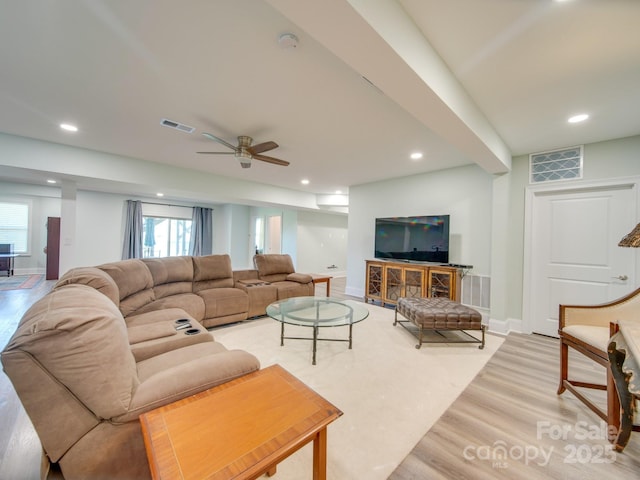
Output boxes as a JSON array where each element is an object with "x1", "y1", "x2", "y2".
[{"x1": 281, "y1": 323, "x2": 354, "y2": 365}]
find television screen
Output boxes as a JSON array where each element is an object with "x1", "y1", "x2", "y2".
[{"x1": 374, "y1": 215, "x2": 450, "y2": 263}]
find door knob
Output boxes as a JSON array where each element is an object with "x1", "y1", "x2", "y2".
[{"x1": 613, "y1": 275, "x2": 628, "y2": 281}]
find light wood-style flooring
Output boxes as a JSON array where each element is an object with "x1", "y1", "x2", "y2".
[{"x1": 2, "y1": 276, "x2": 639, "y2": 478}]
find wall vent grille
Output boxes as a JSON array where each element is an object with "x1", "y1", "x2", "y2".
[
  {"x1": 462, "y1": 274, "x2": 490, "y2": 309},
  {"x1": 529, "y1": 145, "x2": 583, "y2": 184},
  {"x1": 160, "y1": 118, "x2": 195, "y2": 134}
]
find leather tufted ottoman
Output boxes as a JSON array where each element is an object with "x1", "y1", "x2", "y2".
[{"x1": 394, "y1": 297, "x2": 485, "y2": 349}]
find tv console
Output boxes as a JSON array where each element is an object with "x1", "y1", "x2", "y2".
[{"x1": 365, "y1": 259, "x2": 468, "y2": 306}]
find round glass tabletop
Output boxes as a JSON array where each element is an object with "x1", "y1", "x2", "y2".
[{"x1": 266, "y1": 296, "x2": 369, "y2": 328}]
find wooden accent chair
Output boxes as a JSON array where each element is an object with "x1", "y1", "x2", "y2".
[{"x1": 558, "y1": 287, "x2": 640, "y2": 436}]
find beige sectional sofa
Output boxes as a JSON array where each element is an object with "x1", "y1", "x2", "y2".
[{"x1": 1, "y1": 253, "x2": 314, "y2": 479}]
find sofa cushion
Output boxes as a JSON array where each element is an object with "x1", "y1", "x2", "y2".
[
  {"x1": 99, "y1": 259, "x2": 155, "y2": 317},
  {"x1": 192, "y1": 254, "x2": 234, "y2": 291},
  {"x1": 54, "y1": 267, "x2": 120, "y2": 306},
  {"x1": 254, "y1": 254, "x2": 295, "y2": 283},
  {"x1": 4, "y1": 284, "x2": 138, "y2": 420},
  {"x1": 270, "y1": 281, "x2": 315, "y2": 300},
  {"x1": 197, "y1": 287, "x2": 249, "y2": 319},
  {"x1": 142, "y1": 256, "x2": 194, "y2": 298},
  {"x1": 133, "y1": 293, "x2": 206, "y2": 321}
]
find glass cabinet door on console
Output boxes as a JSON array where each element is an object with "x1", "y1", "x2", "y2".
[
  {"x1": 384, "y1": 265, "x2": 403, "y2": 304},
  {"x1": 403, "y1": 267, "x2": 425, "y2": 299},
  {"x1": 428, "y1": 269, "x2": 455, "y2": 299},
  {"x1": 366, "y1": 262, "x2": 383, "y2": 303}
]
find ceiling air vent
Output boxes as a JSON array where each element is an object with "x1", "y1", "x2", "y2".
[{"x1": 160, "y1": 118, "x2": 195, "y2": 134}]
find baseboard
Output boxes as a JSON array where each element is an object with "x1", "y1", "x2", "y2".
[
  {"x1": 488, "y1": 317, "x2": 523, "y2": 335},
  {"x1": 13, "y1": 268, "x2": 45, "y2": 276}
]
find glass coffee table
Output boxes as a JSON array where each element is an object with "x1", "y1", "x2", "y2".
[{"x1": 266, "y1": 296, "x2": 369, "y2": 365}]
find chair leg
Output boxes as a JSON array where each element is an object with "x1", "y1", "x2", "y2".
[
  {"x1": 607, "y1": 356, "x2": 621, "y2": 440},
  {"x1": 558, "y1": 339, "x2": 568, "y2": 394}
]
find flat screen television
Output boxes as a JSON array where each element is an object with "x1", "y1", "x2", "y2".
[{"x1": 374, "y1": 215, "x2": 450, "y2": 263}]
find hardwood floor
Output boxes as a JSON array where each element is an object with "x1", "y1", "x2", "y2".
[
  {"x1": 0, "y1": 277, "x2": 56, "y2": 480},
  {"x1": 389, "y1": 332, "x2": 640, "y2": 479},
  {"x1": 2, "y1": 276, "x2": 639, "y2": 479}
]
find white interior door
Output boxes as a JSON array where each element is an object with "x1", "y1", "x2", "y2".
[
  {"x1": 265, "y1": 215, "x2": 282, "y2": 254},
  {"x1": 528, "y1": 182, "x2": 637, "y2": 337}
]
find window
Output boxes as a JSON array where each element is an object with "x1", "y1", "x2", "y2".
[
  {"x1": 0, "y1": 201, "x2": 30, "y2": 253},
  {"x1": 142, "y1": 216, "x2": 192, "y2": 258}
]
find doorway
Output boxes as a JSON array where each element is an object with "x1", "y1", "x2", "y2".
[{"x1": 524, "y1": 179, "x2": 638, "y2": 336}]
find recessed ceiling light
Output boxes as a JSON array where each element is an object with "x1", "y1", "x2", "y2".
[
  {"x1": 568, "y1": 114, "x2": 589, "y2": 123},
  {"x1": 46, "y1": 179, "x2": 57, "y2": 184},
  {"x1": 156, "y1": 192, "x2": 164, "y2": 197},
  {"x1": 410, "y1": 152, "x2": 423, "y2": 160},
  {"x1": 301, "y1": 179, "x2": 310, "y2": 185},
  {"x1": 60, "y1": 123, "x2": 78, "y2": 132}
]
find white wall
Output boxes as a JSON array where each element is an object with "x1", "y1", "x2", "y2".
[
  {"x1": 346, "y1": 164, "x2": 494, "y2": 298},
  {"x1": 296, "y1": 211, "x2": 348, "y2": 275}
]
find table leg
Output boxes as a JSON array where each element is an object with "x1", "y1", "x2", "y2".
[
  {"x1": 348, "y1": 323, "x2": 353, "y2": 349},
  {"x1": 280, "y1": 322, "x2": 285, "y2": 347},
  {"x1": 267, "y1": 465, "x2": 277, "y2": 477},
  {"x1": 312, "y1": 428, "x2": 328, "y2": 480},
  {"x1": 312, "y1": 326, "x2": 318, "y2": 365},
  {"x1": 325, "y1": 278, "x2": 330, "y2": 296}
]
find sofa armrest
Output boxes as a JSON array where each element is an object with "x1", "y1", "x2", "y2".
[
  {"x1": 286, "y1": 272, "x2": 313, "y2": 284},
  {"x1": 233, "y1": 269, "x2": 259, "y2": 282},
  {"x1": 116, "y1": 348, "x2": 259, "y2": 422},
  {"x1": 127, "y1": 323, "x2": 177, "y2": 344}
]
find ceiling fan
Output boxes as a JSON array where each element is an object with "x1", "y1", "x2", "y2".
[{"x1": 197, "y1": 133, "x2": 290, "y2": 168}]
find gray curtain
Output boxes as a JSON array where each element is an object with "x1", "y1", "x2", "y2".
[
  {"x1": 189, "y1": 207, "x2": 213, "y2": 256},
  {"x1": 122, "y1": 200, "x2": 143, "y2": 259}
]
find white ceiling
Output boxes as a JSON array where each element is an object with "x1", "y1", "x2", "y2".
[{"x1": 0, "y1": 0, "x2": 639, "y2": 200}]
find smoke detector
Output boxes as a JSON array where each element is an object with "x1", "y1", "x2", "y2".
[{"x1": 278, "y1": 33, "x2": 299, "y2": 49}]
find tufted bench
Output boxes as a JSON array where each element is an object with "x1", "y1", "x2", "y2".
[{"x1": 394, "y1": 297, "x2": 485, "y2": 349}]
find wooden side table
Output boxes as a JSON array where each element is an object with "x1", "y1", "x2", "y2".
[
  {"x1": 311, "y1": 274, "x2": 332, "y2": 296},
  {"x1": 139, "y1": 364, "x2": 342, "y2": 480}
]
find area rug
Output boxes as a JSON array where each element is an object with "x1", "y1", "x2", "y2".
[
  {"x1": 0, "y1": 274, "x2": 43, "y2": 291},
  {"x1": 212, "y1": 303, "x2": 504, "y2": 479}
]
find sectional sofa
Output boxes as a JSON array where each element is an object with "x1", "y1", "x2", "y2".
[{"x1": 1, "y1": 253, "x2": 314, "y2": 479}]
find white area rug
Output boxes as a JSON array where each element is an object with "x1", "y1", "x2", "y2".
[{"x1": 212, "y1": 303, "x2": 504, "y2": 479}]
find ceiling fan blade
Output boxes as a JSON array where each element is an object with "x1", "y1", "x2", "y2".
[
  {"x1": 196, "y1": 151, "x2": 234, "y2": 155},
  {"x1": 202, "y1": 132, "x2": 237, "y2": 151},
  {"x1": 252, "y1": 154, "x2": 290, "y2": 166},
  {"x1": 248, "y1": 141, "x2": 278, "y2": 155}
]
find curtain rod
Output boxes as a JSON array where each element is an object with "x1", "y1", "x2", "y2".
[{"x1": 139, "y1": 201, "x2": 213, "y2": 209}]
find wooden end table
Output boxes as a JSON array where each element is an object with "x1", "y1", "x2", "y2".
[
  {"x1": 139, "y1": 364, "x2": 342, "y2": 480},
  {"x1": 310, "y1": 274, "x2": 332, "y2": 296}
]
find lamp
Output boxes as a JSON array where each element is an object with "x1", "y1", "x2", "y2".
[{"x1": 619, "y1": 223, "x2": 640, "y2": 248}]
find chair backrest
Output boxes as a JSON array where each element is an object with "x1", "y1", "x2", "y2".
[
  {"x1": 192, "y1": 254, "x2": 234, "y2": 292},
  {"x1": 99, "y1": 259, "x2": 155, "y2": 317},
  {"x1": 142, "y1": 256, "x2": 194, "y2": 299},
  {"x1": 561, "y1": 286, "x2": 640, "y2": 328},
  {"x1": 54, "y1": 266, "x2": 120, "y2": 305},
  {"x1": 1, "y1": 284, "x2": 139, "y2": 462},
  {"x1": 254, "y1": 254, "x2": 295, "y2": 283}
]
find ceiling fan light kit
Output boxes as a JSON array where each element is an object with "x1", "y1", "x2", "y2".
[{"x1": 198, "y1": 133, "x2": 289, "y2": 168}]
